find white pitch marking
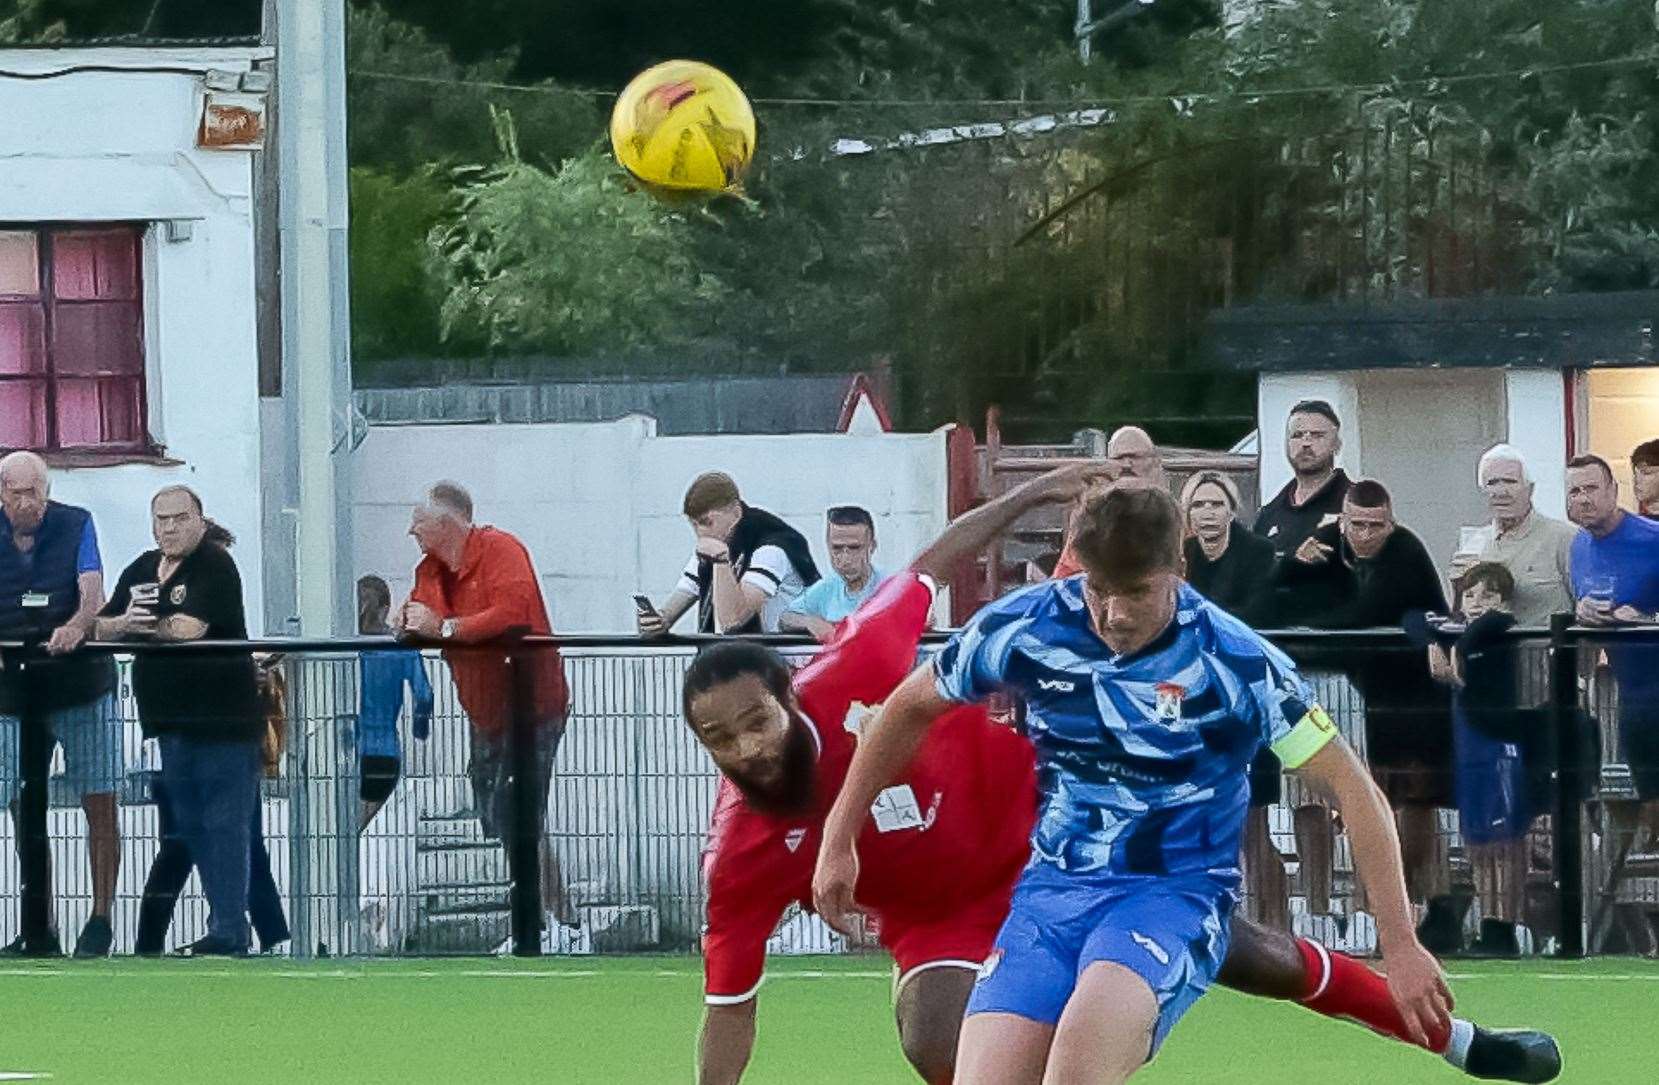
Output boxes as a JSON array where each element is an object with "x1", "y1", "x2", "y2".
[{"x1": 0, "y1": 1072, "x2": 52, "y2": 1080}]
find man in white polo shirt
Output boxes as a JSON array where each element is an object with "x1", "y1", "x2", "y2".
[{"x1": 639, "y1": 473, "x2": 819, "y2": 635}]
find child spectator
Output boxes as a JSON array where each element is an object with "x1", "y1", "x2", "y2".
[
  {"x1": 356, "y1": 576, "x2": 433, "y2": 832},
  {"x1": 1411, "y1": 562, "x2": 1537, "y2": 957}
]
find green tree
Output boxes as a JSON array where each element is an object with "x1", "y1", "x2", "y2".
[{"x1": 427, "y1": 112, "x2": 732, "y2": 360}]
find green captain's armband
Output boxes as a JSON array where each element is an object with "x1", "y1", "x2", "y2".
[{"x1": 1270, "y1": 703, "x2": 1338, "y2": 770}]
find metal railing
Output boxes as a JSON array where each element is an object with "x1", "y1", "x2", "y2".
[{"x1": 2, "y1": 622, "x2": 1655, "y2": 959}]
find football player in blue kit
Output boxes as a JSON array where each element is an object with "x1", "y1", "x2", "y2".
[{"x1": 815, "y1": 480, "x2": 1455, "y2": 1084}]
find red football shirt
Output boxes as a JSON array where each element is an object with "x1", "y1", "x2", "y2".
[{"x1": 701, "y1": 572, "x2": 1037, "y2": 1003}]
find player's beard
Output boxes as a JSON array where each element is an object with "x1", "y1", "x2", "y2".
[{"x1": 731, "y1": 716, "x2": 818, "y2": 817}]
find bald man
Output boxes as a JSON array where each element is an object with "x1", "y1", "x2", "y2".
[
  {"x1": 0, "y1": 452, "x2": 123, "y2": 957},
  {"x1": 1105, "y1": 425, "x2": 1168, "y2": 488}
]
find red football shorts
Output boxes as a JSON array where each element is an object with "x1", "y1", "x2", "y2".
[{"x1": 883, "y1": 878, "x2": 1016, "y2": 985}]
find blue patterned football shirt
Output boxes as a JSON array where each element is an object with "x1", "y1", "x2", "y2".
[{"x1": 933, "y1": 578, "x2": 1335, "y2": 885}]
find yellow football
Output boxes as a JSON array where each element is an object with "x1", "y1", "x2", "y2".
[{"x1": 609, "y1": 60, "x2": 756, "y2": 196}]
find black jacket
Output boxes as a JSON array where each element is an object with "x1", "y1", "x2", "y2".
[
  {"x1": 1253, "y1": 470, "x2": 1352, "y2": 559},
  {"x1": 1266, "y1": 521, "x2": 1447, "y2": 630},
  {"x1": 1184, "y1": 523, "x2": 1277, "y2": 625}
]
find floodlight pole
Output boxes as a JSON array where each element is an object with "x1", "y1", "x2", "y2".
[{"x1": 275, "y1": 0, "x2": 354, "y2": 639}]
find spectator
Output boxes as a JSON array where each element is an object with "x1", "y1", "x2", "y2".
[
  {"x1": 1566, "y1": 455, "x2": 1659, "y2": 819},
  {"x1": 1416, "y1": 564, "x2": 1537, "y2": 956},
  {"x1": 779, "y1": 506, "x2": 889, "y2": 642},
  {"x1": 1179, "y1": 470, "x2": 1275, "y2": 623},
  {"x1": 1105, "y1": 425, "x2": 1168, "y2": 487},
  {"x1": 1449, "y1": 444, "x2": 1580, "y2": 626},
  {"x1": 134, "y1": 770, "x2": 290, "y2": 957},
  {"x1": 392, "y1": 481, "x2": 582, "y2": 952},
  {"x1": 96, "y1": 487, "x2": 264, "y2": 956},
  {"x1": 1271, "y1": 479, "x2": 1454, "y2": 949},
  {"x1": 1052, "y1": 428, "x2": 1169, "y2": 579},
  {"x1": 1179, "y1": 469, "x2": 1286, "y2": 929},
  {"x1": 638, "y1": 473, "x2": 820, "y2": 636},
  {"x1": 1254, "y1": 399, "x2": 1352, "y2": 559},
  {"x1": 1633, "y1": 439, "x2": 1659, "y2": 520},
  {"x1": 0, "y1": 450, "x2": 122, "y2": 958},
  {"x1": 356, "y1": 575, "x2": 433, "y2": 832}
]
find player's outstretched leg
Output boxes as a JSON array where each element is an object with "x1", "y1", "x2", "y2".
[
  {"x1": 894, "y1": 965, "x2": 977, "y2": 1084},
  {"x1": 1218, "y1": 915, "x2": 1562, "y2": 1083}
]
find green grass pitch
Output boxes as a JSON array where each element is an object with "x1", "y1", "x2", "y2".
[{"x1": 0, "y1": 955, "x2": 1653, "y2": 1082}]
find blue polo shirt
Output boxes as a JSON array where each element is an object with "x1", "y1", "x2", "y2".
[
  {"x1": 1570, "y1": 511, "x2": 1659, "y2": 696},
  {"x1": 785, "y1": 567, "x2": 890, "y2": 624}
]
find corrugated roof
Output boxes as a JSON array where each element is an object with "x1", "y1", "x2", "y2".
[
  {"x1": 354, "y1": 374, "x2": 868, "y2": 436},
  {"x1": 0, "y1": 36, "x2": 262, "y2": 49}
]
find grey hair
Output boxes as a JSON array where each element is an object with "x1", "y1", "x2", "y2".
[
  {"x1": 1477, "y1": 443, "x2": 1532, "y2": 486},
  {"x1": 425, "y1": 480, "x2": 474, "y2": 523},
  {"x1": 0, "y1": 450, "x2": 49, "y2": 492}
]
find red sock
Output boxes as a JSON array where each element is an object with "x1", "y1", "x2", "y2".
[{"x1": 1295, "y1": 937, "x2": 1451, "y2": 1054}]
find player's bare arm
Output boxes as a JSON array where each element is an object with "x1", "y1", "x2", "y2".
[
  {"x1": 1294, "y1": 737, "x2": 1453, "y2": 1047},
  {"x1": 908, "y1": 459, "x2": 1119, "y2": 585},
  {"x1": 812, "y1": 665, "x2": 952, "y2": 931}
]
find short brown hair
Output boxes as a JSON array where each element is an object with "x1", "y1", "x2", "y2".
[
  {"x1": 683, "y1": 472, "x2": 741, "y2": 518},
  {"x1": 1456, "y1": 561, "x2": 1515, "y2": 603},
  {"x1": 1630, "y1": 440, "x2": 1659, "y2": 470},
  {"x1": 1069, "y1": 480, "x2": 1183, "y2": 585}
]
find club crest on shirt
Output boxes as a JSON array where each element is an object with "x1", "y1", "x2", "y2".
[
  {"x1": 1154, "y1": 682, "x2": 1185, "y2": 723},
  {"x1": 784, "y1": 827, "x2": 807, "y2": 853},
  {"x1": 169, "y1": 584, "x2": 187, "y2": 606}
]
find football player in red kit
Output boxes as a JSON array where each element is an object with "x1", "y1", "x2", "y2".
[{"x1": 688, "y1": 463, "x2": 1560, "y2": 1085}]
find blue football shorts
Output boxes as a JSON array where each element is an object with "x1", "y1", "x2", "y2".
[{"x1": 965, "y1": 865, "x2": 1235, "y2": 1059}]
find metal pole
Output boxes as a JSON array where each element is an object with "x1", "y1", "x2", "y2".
[
  {"x1": 9, "y1": 648, "x2": 51, "y2": 949},
  {"x1": 276, "y1": 0, "x2": 354, "y2": 638},
  {"x1": 1548, "y1": 614, "x2": 1585, "y2": 958},
  {"x1": 1076, "y1": 0, "x2": 1092, "y2": 64},
  {"x1": 507, "y1": 639, "x2": 544, "y2": 956}
]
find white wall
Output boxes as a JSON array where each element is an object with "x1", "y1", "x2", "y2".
[
  {"x1": 351, "y1": 416, "x2": 954, "y2": 632},
  {"x1": 1505, "y1": 369, "x2": 1569, "y2": 518},
  {"x1": 0, "y1": 48, "x2": 269, "y2": 619},
  {"x1": 1584, "y1": 367, "x2": 1659, "y2": 498}
]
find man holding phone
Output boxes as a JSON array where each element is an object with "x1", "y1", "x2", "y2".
[{"x1": 638, "y1": 473, "x2": 818, "y2": 637}]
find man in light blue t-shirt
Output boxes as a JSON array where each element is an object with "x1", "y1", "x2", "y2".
[{"x1": 779, "y1": 505, "x2": 889, "y2": 642}]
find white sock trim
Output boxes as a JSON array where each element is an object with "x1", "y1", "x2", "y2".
[
  {"x1": 1303, "y1": 938, "x2": 1334, "y2": 1002},
  {"x1": 1444, "y1": 1018, "x2": 1476, "y2": 1067}
]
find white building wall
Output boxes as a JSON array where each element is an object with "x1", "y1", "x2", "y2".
[
  {"x1": 351, "y1": 417, "x2": 953, "y2": 632},
  {"x1": 0, "y1": 48, "x2": 269, "y2": 618},
  {"x1": 1504, "y1": 369, "x2": 1569, "y2": 518}
]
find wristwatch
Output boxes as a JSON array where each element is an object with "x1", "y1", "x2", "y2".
[{"x1": 440, "y1": 618, "x2": 458, "y2": 640}]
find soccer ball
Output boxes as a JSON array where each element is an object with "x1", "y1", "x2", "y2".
[{"x1": 609, "y1": 60, "x2": 756, "y2": 198}]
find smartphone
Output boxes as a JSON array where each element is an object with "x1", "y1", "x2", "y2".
[{"x1": 633, "y1": 594, "x2": 660, "y2": 619}]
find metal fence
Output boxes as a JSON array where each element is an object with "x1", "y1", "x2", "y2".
[{"x1": 1, "y1": 624, "x2": 1655, "y2": 960}]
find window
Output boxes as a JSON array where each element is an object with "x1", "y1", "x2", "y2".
[{"x1": 0, "y1": 225, "x2": 151, "y2": 454}]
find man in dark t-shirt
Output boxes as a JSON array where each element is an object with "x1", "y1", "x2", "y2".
[{"x1": 97, "y1": 486, "x2": 263, "y2": 956}]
